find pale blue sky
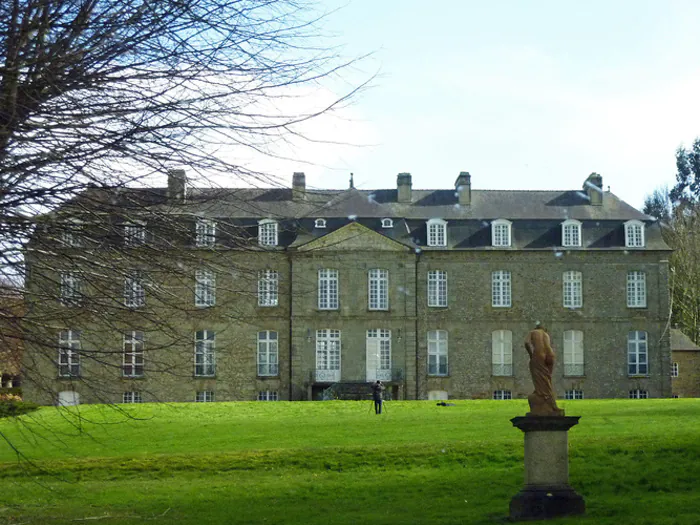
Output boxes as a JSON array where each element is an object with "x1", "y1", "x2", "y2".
[{"x1": 244, "y1": 0, "x2": 700, "y2": 210}]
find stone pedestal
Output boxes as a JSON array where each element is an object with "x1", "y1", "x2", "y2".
[{"x1": 510, "y1": 416, "x2": 585, "y2": 521}]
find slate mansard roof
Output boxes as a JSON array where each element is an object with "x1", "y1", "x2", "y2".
[{"x1": 65, "y1": 173, "x2": 671, "y2": 252}]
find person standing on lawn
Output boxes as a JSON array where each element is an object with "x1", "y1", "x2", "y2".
[{"x1": 371, "y1": 380, "x2": 385, "y2": 415}]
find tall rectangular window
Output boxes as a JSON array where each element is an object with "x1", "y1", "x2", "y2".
[
  {"x1": 316, "y1": 329, "x2": 341, "y2": 382},
  {"x1": 428, "y1": 330, "x2": 448, "y2": 376},
  {"x1": 123, "y1": 331, "x2": 144, "y2": 377},
  {"x1": 58, "y1": 330, "x2": 81, "y2": 377},
  {"x1": 62, "y1": 220, "x2": 84, "y2": 247},
  {"x1": 492, "y1": 330, "x2": 513, "y2": 376},
  {"x1": 123, "y1": 392, "x2": 142, "y2": 403},
  {"x1": 625, "y1": 221, "x2": 645, "y2": 248},
  {"x1": 196, "y1": 391, "x2": 215, "y2": 402},
  {"x1": 258, "y1": 270, "x2": 279, "y2": 307},
  {"x1": 672, "y1": 362, "x2": 679, "y2": 378},
  {"x1": 257, "y1": 331, "x2": 279, "y2": 376},
  {"x1": 195, "y1": 219, "x2": 216, "y2": 247},
  {"x1": 124, "y1": 222, "x2": 146, "y2": 246},
  {"x1": 427, "y1": 220, "x2": 447, "y2": 247},
  {"x1": 491, "y1": 271, "x2": 511, "y2": 307},
  {"x1": 628, "y1": 330, "x2": 648, "y2": 376},
  {"x1": 124, "y1": 271, "x2": 145, "y2": 308},
  {"x1": 563, "y1": 330, "x2": 584, "y2": 376},
  {"x1": 194, "y1": 330, "x2": 216, "y2": 377},
  {"x1": 195, "y1": 269, "x2": 216, "y2": 307},
  {"x1": 318, "y1": 269, "x2": 339, "y2": 310},
  {"x1": 366, "y1": 329, "x2": 391, "y2": 381},
  {"x1": 258, "y1": 220, "x2": 278, "y2": 246},
  {"x1": 368, "y1": 269, "x2": 389, "y2": 310},
  {"x1": 563, "y1": 271, "x2": 583, "y2": 308},
  {"x1": 627, "y1": 271, "x2": 647, "y2": 308},
  {"x1": 562, "y1": 220, "x2": 582, "y2": 247},
  {"x1": 491, "y1": 220, "x2": 512, "y2": 247},
  {"x1": 60, "y1": 271, "x2": 83, "y2": 306},
  {"x1": 427, "y1": 270, "x2": 448, "y2": 307}
]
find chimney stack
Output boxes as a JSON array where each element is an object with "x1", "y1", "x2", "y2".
[
  {"x1": 167, "y1": 169, "x2": 187, "y2": 202},
  {"x1": 583, "y1": 173, "x2": 603, "y2": 206},
  {"x1": 397, "y1": 172, "x2": 412, "y2": 203},
  {"x1": 455, "y1": 171, "x2": 471, "y2": 206},
  {"x1": 292, "y1": 172, "x2": 306, "y2": 201}
]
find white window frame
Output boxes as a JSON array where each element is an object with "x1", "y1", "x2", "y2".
[
  {"x1": 628, "y1": 330, "x2": 648, "y2": 376},
  {"x1": 427, "y1": 219, "x2": 447, "y2": 247},
  {"x1": 258, "y1": 391, "x2": 279, "y2": 401},
  {"x1": 382, "y1": 218, "x2": 393, "y2": 228},
  {"x1": 315, "y1": 329, "x2": 341, "y2": 382},
  {"x1": 258, "y1": 219, "x2": 278, "y2": 247},
  {"x1": 195, "y1": 218, "x2": 216, "y2": 247},
  {"x1": 561, "y1": 219, "x2": 582, "y2": 248},
  {"x1": 428, "y1": 330, "x2": 448, "y2": 376},
  {"x1": 314, "y1": 218, "x2": 327, "y2": 229},
  {"x1": 492, "y1": 330, "x2": 513, "y2": 376},
  {"x1": 368, "y1": 269, "x2": 389, "y2": 310},
  {"x1": 671, "y1": 362, "x2": 679, "y2": 378},
  {"x1": 629, "y1": 389, "x2": 648, "y2": 399},
  {"x1": 427, "y1": 270, "x2": 447, "y2": 307},
  {"x1": 366, "y1": 329, "x2": 392, "y2": 382},
  {"x1": 124, "y1": 271, "x2": 145, "y2": 308},
  {"x1": 195, "y1": 269, "x2": 216, "y2": 307},
  {"x1": 257, "y1": 331, "x2": 279, "y2": 376},
  {"x1": 58, "y1": 330, "x2": 81, "y2": 377},
  {"x1": 627, "y1": 271, "x2": 647, "y2": 308},
  {"x1": 194, "y1": 330, "x2": 216, "y2": 377},
  {"x1": 62, "y1": 219, "x2": 84, "y2": 247},
  {"x1": 563, "y1": 271, "x2": 583, "y2": 309},
  {"x1": 60, "y1": 271, "x2": 82, "y2": 306},
  {"x1": 123, "y1": 331, "x2": 144, "y2": 378},
  {"x1": 624, "y1": 220, "x2": 645, "y2": 248},
  {"x1": 258, "y1": 270, "x2": 279, "y2": 307},
  {"x1": 123, "y1": 221, "x2": 146, "y2": 247},
  {"x1": 318, "y1": 269, "x2": 339, "y2": 310},
  {"x1": 123, "y1": 391, "x2": 142, "y2": 403},
  {"x1": 493, "y1": 390, "x2": 512, "y2": 400},
  {"x1": 491, "y1": 270, "x2": 511, "y2": 308},
  {"x1": 563, "y1": 330, "x2": 584, "y2": 376},
  {"x1": 491, "y1": 219, "x2": 512, "y2": 247},
  {"x1": 195, "y1": 391, "x2": 215, "y2": 402},
  {"x1": 565, "y1": 390, "x2": 584, "y2": 400}
]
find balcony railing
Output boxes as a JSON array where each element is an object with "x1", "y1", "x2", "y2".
[
  {"x1": 315, "y1": 369, "x2": 340, "y2": 383},
  {"x1": 492, "y1": 364, "x2": 513, "y2": 376},
  {"x1": 564, "y1": 364, "x2": 584, "y2": 376},
  {"x1": 311, "y1": 367, "x2": 404, "y2": 383}
]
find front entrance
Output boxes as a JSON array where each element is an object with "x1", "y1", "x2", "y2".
[{"x1": 366, "y1": 329, "x2": 392, "y2": 382}]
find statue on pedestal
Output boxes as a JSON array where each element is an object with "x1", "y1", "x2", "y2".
[{"x1": 524, "y1": 323, "x2": 564, "y2": 416}]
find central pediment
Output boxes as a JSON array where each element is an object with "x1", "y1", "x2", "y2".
[{"x1": 296, "y1": 221, "x2": 410, "y2": 252}]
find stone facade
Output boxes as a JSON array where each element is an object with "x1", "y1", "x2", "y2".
[
  {"x1": 671, "y1": 329, "x2": 700, "y2": 398},
  {"x1": 22, "y1": 171, "x2": 673, "y2": 404}
]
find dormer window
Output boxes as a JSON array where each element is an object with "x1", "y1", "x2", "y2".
[
  {"x1": 314, "y1": 218, "x2": 326, "y2": 229},
  {"x1": 382, "y1": 218, "x2": 393, "y2": 228},
  {"x1": 427, "y1": 219, "x2": 447, "y2": 247},
  {"x1": 124, "y1": 221, "x2": 146, "y2": 247},
  {"x1": 195, "y1": 218, "x2": 216, "y2": 247},
  {"x1": 491, "y1": 219, "x2": 512, "y2": 247},
  {"x1": 258, "y1": 219, "x2": 278, "y2": 247},
  {"x1": 562, "y1": 219, "x2": 582, "y2": 248},
  {"x1": 625, "y1": 220, "x2": 645, "y2": 248}
]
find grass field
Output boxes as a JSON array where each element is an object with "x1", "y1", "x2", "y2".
[{"x1": 1, "y1": 399, "x2": 699, "y2": 524}]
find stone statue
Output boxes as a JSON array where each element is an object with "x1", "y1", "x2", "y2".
[{"x1": 524, "y1": 323, "x2": 564, "y2": 416}]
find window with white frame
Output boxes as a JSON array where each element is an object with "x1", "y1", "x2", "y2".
[
  {"x1": 60, "y1": 271, "x2": 83, "y2": 306},
  {"x1": 316, "y1": 329, "x2": 341, "y2": 380},
  {"x1": 563, "y1": 271, "x2": 583, "y2": 308},
  {"x1": 258, "y1": 391, "x2": 279, "y2": 401},
  {"x1": 624, "y1": 220, "x2": 645, "y2": 248},
  {"x1": 258, "y1": 270, "x2": 279, "y2": 307},
  {"x1": 366, "y1": 329, "x2": 392, "y2": 380},
  {"x1": 492, "y1": 330, "x2": 513, "y2": 376},
  {"x1": 62, "y1": 219, "x2": 84, "y2": 247},
  {"x1": 427, "y1": 219, "x2": 447, "y2": 247},
  {"x1": 195, "y1": 218, "x2": 216, "y2": 247},
  {"x1": 258, "y1": 219, "x2": 278, "y2": 246},
  {"x1": 428, "y1": 330, "x2": 448, "y2": 376},
  {"x1": 123, "y1": 331, "x2": 144, "y2": 377},
  {"x1": 123, "y1": 391, "x2": 142, "y2": 403},
  {"x1": 368, "y1": 269, "x2": 389, "y2": 310},
  {"x1": 627, "y1": 271, "x2": 647, "y2": 308},
  {"x1": 257, "y1": 331, "x2": 279, "y2": 376},
  {"x1": 318, "y1": 269, "x2": 339, "y2": 310},
  {"x1": 563, "y1": 330, "x2": 584, "y2": 376},
  {"x1": 565, "y1": 390, "x2": 584, "y2": 400},
  {"x1": 195, "y1": 391, "x2": 215, "y2": 402},
  {"x1": 194, "y1": 330, "x2": 216, "y2": 377},
  {"x1": 314, "y1": 218, "x2": 326, "y2": 229},
  {"x1": 672, "y1": 362, "x2": 679, "y2": 378},
  {"x1": 629, "y1": 389, "x2": 648, "y2": 399},
  {"x1": 493, "y1": 390, "x2": 512, "y2": 400},
  {"x1": 562, "y1": 220, "x2": 582, "y2": 247},
  {"x1": 58, "y1": 330, "x2": 81, "y2": 377},
  {"x1": 491, "y1": 271, "x2": 511, "y2": 307},
  {"x1": 123, "y1": 222, "x2": 146, "y2": 246},
  {"x1": 491, "y1": 219, "x2": 512, "y2": 247},
  {"x1": 427, "y1": 270, "x2": 447, "y2": 307},
  {"x1": 124, "y1": 271, "x2": 145, "y2": 308},
  {"x1": 195, "y1": 269, "x2": 216, "y2": 307},
  {"x1": 628, "y1": 331, "x2": 648, "y2": 376},
  {"x1": 382, "y1": 218, "x2": 393, "y2": 228}
]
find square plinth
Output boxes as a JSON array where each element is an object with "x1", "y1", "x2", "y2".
[{"x1": 510, "y1": 486, "x2": 585, "y2": 520}]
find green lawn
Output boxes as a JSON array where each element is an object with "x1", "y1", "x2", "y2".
[{"x1": 1, "y1": 399, "x2": 699, "y2": 524}]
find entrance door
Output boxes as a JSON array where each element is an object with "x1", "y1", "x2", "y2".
[{"x1": 366, "y1": 329, "x2": 391, "y2": 382}]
